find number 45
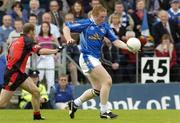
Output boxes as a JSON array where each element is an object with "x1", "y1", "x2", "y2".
[{"x1": 143, "y1": 60, "x2": 168, "y2": 77}]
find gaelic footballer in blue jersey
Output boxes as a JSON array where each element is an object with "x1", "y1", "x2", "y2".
[{"x1": 63, "y1": 5, "x2": 136, "y2": 119}]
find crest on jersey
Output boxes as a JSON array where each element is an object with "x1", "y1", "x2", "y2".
[
  {"x1": 90, "y1": 26, "x2": 95, "y2": 30},
  {"x1": 89, "y1": 33, "x2": 102, "y2": 40}
]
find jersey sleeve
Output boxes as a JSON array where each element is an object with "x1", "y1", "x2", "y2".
[
  {"x1": 105, "y1": 23, "x2": 118, "y2": 42},
  {"x1": 65, "y1": 19, "x2": 91, "y2": 33}
]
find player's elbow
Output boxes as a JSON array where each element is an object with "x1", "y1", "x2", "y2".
[
  {"x1": 63, "y1": 26, "x2": 70, "y2": 34},
  {"x1": 112, "y1": 40, "x2": 120, "y2": 47}
]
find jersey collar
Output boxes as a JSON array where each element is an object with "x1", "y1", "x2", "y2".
[
  {"x1": 90, "y1": 16, "x2": 97, "y2": 25},
  {"x1": 90, "y1": 16, "x2": 105, "y2": 26}
]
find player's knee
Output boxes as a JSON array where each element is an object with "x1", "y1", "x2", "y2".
[
  {"x1": 32, "y1": 89, "x2": 40, "y2": 98},
  {"x1": 0, "y1": 100, "x2": 8, "y2": 108},
  {"x1": 106, "y1": 77, "x2": 112, "y2": 87},
  {"x1": 0, "y1": 103, "x2": 8, "y2": 108},
  {"x1": 92, "y1": 89, "x2": 100, "y2": 96}
]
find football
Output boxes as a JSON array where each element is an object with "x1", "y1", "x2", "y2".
[{"x1": 127, "y1": 37, "x2": 141, "y2": 52}]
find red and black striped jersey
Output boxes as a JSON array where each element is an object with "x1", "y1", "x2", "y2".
[{"x1": 7, "y1": 36, "x2": 41, "y2": 73}]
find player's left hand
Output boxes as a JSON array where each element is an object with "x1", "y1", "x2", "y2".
[
  {"x1": 57, "y1": 45, "x2": 65, "y2": 52},
  {"x1": 67, "y1": 38, "x2": 75, "y2": 44}
]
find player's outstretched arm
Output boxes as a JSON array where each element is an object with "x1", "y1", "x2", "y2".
[
  {"x1": 113, "y1": 39, "x2": 129, "y2": 50},
  {"x1": 38, "y1": 47, "x2": 63, "y2": 55},
  {"x1": 63, "y1": 25, "x2": 75, "y2": 44},
  {"x1": 112, "y1": 39, "x2": 136, "y2": 53}
]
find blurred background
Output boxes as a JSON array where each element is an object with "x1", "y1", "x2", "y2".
[{"x1": 0, "y1": 0, "x2": 179, "y2": 110}]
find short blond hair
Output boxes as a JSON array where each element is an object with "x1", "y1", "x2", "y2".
[{"x1": 91, "y1": 5, "x2": 107, "y2": 17}]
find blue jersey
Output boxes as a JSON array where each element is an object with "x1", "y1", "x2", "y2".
[{"x1": 66, "y1": 18, "x2": 118, "y2": 59}]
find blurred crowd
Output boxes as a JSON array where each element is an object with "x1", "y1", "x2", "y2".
[{"x1": 0, "y1": 0, "x2": 180, "y2": 92}]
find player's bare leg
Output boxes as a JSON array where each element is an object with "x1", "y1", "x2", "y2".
[
  {"x1": 68, "y1": 65, "x2": 102, "y2": 119},
  {"x1": 20, "y1": 77, "x2": 44, "y2": 120},
  {"x1": 68, "y1": 74, "x2": 101, "y2": 119},
  {"x1": 91, "y1": 65, "x2": 118, "y2": 119},
  {"x1": 0, "y1": 89, "x2": 14, "y2": 108},
  {"x1": 87, "y1": 65, "x2": 118, "y2": 119},
  {"x1": 70, "y1": 65, "x2": 118, "y2": 119},
  {"x1": 91, "y1": 65, "x2": 111, "y2": 104},
  {"x1": 75, "y1": 74, "x2": 101, "y2": 103},
  {"x1": 87, "y1": 65, "x2": 117, "y2": 118}
]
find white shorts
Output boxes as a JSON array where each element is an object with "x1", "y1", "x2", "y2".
[{"x1": 79, "y1": 53, "x2": 101, "y2": 75}]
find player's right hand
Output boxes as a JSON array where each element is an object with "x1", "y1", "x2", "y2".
[{"x1": 127, "y1": 45, "x2": 140, "y2": 54}]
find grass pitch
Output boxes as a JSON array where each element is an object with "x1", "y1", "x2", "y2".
[{"x1": 0, "y1": 110, "x2": 179, "y2": 123}]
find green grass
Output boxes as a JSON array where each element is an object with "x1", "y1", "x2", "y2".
[{"x1": 0, "y1": 110, "x2": 180, "y2": 123}]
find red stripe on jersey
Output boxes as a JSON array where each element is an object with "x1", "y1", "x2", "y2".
[
  {"x1": 19, "y1": 52, "x2": 31, "y2": 72},
  {"x1": 7, "y1": 37, "x2": 25, "y2": 70},
  {"x1": 10, "y1": 72, "x2": 18, "y2": 83},
  {"x1": 4, "y1": 72, "x2": 19, "y2": 91},
  {"x1": 6, "y1": 36, "x2": 41, "y2": 73},
  {"x1": 4, "y1": 86, "x2": 10, "y2": 91}
]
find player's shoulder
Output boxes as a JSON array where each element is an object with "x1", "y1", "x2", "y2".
[
  {"x1": 24, "y1": 36, "x2": 33, "y2": 42},
  {"x1": 101, "y1": 22, "x2": 111, "y2": 29},
  {"x1": 23, "y1": 36, "x2": 35, "y2": 45},
  {"x1": 75, "y1": 18, "x2": 92, "y2": 24},
  {"x1": 17, "y1": 36, "x2": 24, "y2": 41},
  {"x1": 65, "y1": 18, "x2": 91, "y2": 27},
  {"x1": 10, "y1": 36, "x2": 24, "y2": 46}
]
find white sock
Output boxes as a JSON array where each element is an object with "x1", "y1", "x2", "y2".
[
  {"x1": 100, "y1": 103, "x2": 108, "y2": 114},
  {"x1": 74, "y1": 98, "x2": 82, "y2": 107}
]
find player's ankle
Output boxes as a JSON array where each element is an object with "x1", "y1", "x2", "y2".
[
  {"x1": 33, "y1": 111, "x2": 41, "y2": 116},
  {"x1": 74, "y1": 98, "x2": 82, "y2": 107},
  {"x1": 100, "y1": 103, "x2": 109, "y2": 114}
]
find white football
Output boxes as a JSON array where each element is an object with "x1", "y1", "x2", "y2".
[{"x1": 127, "y1": 37, "x2": 141, "y2": 51}]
